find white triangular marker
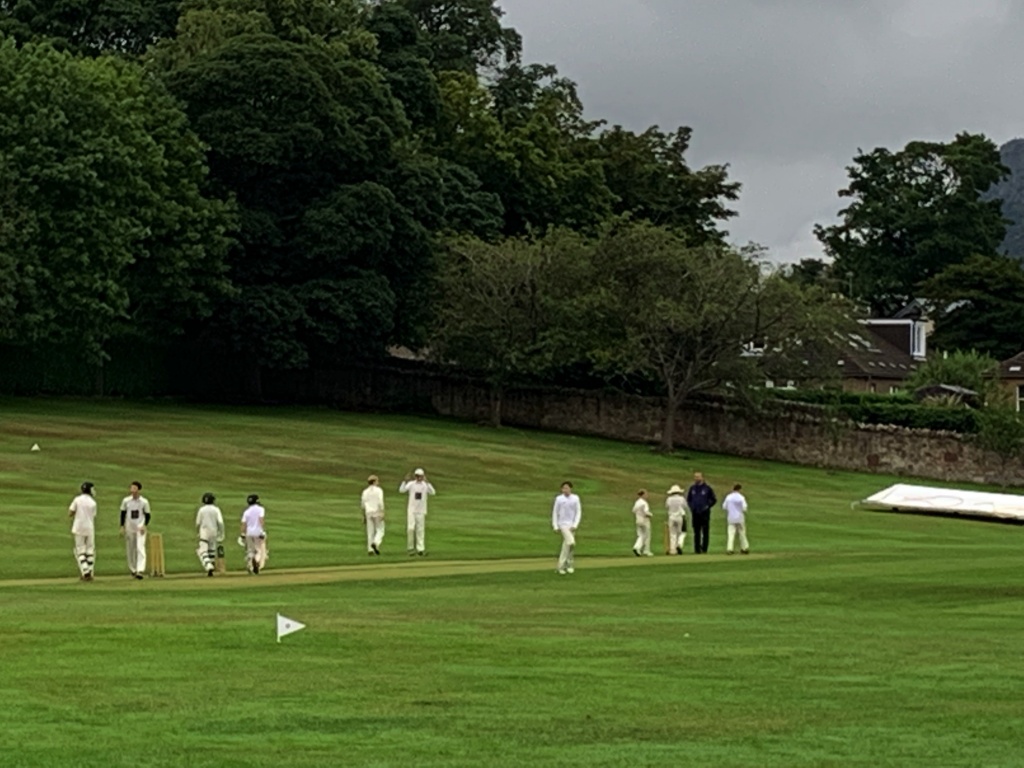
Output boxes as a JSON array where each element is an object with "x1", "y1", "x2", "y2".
[
  {"x1": 30, "y1": 444, "x2": 40, "y2": 452},
  {"x1": 276, "y1": 613, "x2": 306, "y2": 643}
]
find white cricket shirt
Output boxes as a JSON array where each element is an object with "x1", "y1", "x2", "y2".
[
  {"x1": 241, "y1": 504, "x2": 265, "y2": 536},
  {"x1": 723, "y1": 492, "x2": 748, "y2": 525},
  {"x1": 69, "y1": 493, "x2": 97, "y2": 536}
]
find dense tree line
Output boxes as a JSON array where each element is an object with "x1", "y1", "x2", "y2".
[
  {"x1": 2, "y1": 0, "x2": 1019, "y2": 412},
  {"x1": 1, "y1": 0, "x2": 743, "y2": 394}
]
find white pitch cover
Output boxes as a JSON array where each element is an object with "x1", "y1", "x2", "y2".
[{"x1": 859, "y1": 484, "x2": 1024, "y2": 524}]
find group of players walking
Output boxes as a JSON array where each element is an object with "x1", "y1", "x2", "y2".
[
  {"x1": 551, "y1": 471, "x2": 751, "y2": 575},
  {"x1": 626, "y1": 472, "x2": 751, "y2": 560},
  {"x1": 66, "y1": 468, "x2": 749, "y2": 580},
  {"x1": 67, "y1": 482, "x2": 268, "y2": 581}
]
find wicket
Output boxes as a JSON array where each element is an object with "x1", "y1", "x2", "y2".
[{"x1": 147, "y1": 533, "x2": 166, "y2": 577}]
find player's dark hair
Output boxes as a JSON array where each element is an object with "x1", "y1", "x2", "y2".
[
  {"x1": 733, "y1": 483, "x2": 742, "y2": 491},
  {"x1": 562, "y1": 481, "x2": 573, "y2": 489},
  {"x1": 131, "y1": 481, "x2": 142, "y2": 490}
]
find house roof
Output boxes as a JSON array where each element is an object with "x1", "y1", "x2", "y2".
[
  {"x1": 838, "y1": 327, "x2": 919, "y2": 381},
  {"x1": 999, "y1": 351, "x2": 1024, "y2": 378}
]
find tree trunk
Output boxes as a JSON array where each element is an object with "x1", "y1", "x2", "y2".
[{"x1": 489, "y1": 383, "x2": 503, "y2": 428}]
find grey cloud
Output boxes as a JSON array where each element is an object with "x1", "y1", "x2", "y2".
[{"x1": 500, "y1": 0, "x2": 1024, "y2": 260}]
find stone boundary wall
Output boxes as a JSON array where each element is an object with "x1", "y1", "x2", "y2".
[{"x1": 267, "y1": 365, "x2": 1024, "y2": 487}]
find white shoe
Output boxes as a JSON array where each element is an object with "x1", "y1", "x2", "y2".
[
  {"x1": 557, "y1": 569, "x2": 567, "y2": 575},
  {"x1": 566, "y1": 568, "x2": 575, "y2": 574}
]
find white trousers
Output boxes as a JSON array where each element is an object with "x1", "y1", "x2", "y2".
[
  {"x1": 633, "y1": 520, "x2": 652, "y2": 555},
  {"x1": 407, "y1": 512, "x2": 426, "y2": 553},
  {"x1": 74, "y1": 534, "x2": 95, "y2": 577},
  {"x1": 366, "y1": 515, "x2": 385, "y2": 551},
  {"x1": 125, "y1": 530, "x2": 146, "y2": 574},
  {"x1": 197, "y1": 534, "x2": 217, "y2": 572},
  {"x1": 557, "y1": 526, "x2": 576, "y2": 572},
  {"x1": 246, "y1": 535, "x2": 267, "y2": 571},
  {"x1": 668, "y1": 514, "x2": 687, "y2": 553},
  {"x1": 727, "y1": 523, "x2": 750, "y2": 553}
]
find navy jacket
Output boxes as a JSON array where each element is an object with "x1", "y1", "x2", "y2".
[{"x1": 686, "y1": 482, "x2": 717, "y2": 514}]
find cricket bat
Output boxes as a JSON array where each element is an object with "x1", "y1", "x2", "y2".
[{"x1": 215, "y1": 544, "x2": 226, "y2": 574}]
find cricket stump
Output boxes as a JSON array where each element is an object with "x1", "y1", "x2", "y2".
[{"x1": 148, "y1": 533, "x2": 166, "y2": 577}]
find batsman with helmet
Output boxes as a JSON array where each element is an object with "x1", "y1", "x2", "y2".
[{"x1": 195, "y1": 492, "x2": 225, "y2": 576}]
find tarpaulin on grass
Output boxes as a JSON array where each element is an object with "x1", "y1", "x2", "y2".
[{"x1": 859, "y1": 484, "x2": 1024, "y2": 524}]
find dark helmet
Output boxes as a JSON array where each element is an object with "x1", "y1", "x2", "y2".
[
  {"x1": 247, "y1": 494, "x2": 260, "y2": 505},
  {"x1": 81, "y1": 482, "x2": 94, "y2": 495},
  {"x1": 202, "y1": 492, "x2": 216, "y2": 505}
]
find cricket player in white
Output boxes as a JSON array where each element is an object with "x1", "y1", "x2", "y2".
[
  {"x1": 665, "y1": 484, "x2": 689, "y2": 555},
  {"x1": 69, "y1": 482, "x2": 98, "y2": 581},
  {"x1": 119, "y1": 481, "x2": 151, "y2": 579},
  {"x1": 552, "y1": 482, "x2": 582, "y2": 574},
  {"x1": 723, "y1": 483, "x2": 750, "y2": 555},
  {"x1": 195, "y1": 492, "x2": 225, "y2": 576},
  {"x1": 632, "y1": 489, "x2": 653, "y2": 556},
  {"x1": 240, "y1": 494, "x2": 267, "y2": 574},
  {"x1": 399, "y1": 469, "x2": 434, "y2": 556},
  {"x1": 361, "y1": 475, "x2": 386, "y2": 555}
]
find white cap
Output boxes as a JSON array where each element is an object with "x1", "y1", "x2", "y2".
[{"x1": 414, "y1": 468, "x2": 425, "y2": 476}]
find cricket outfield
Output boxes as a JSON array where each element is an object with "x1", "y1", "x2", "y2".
[{"x1": 1, "y1": 398, "x2": 1022, "y2": 767}]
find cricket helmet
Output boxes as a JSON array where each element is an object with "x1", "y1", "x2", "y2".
[
  {"x1": 81, "y1": 481, "x2": 94, "y2": 495},
  {"x1": 247, "y1": 493, "x2": 260, "y2": 505},
  {"x1": 202, "y1": 492, "x2": 216, "y2": 505}
]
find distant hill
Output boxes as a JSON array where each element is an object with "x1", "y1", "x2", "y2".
[{"x1": 987, "y1": 138, "x2": 1024, "y2": 258}]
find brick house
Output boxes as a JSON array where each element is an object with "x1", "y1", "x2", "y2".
[{"x1": 997, "y1": 352, "x2": 1024, "y2": 411}]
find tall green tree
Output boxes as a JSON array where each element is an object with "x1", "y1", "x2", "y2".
[
  {"x1": 488, "y1": 63, "x2": 613, "y2": 234},
  {"x1": 581, "y1": 224, "x2": 851, "y2": 451},
  {"x1": 0, "y1": 39, "x2": 232, "y2": 360},
  {"x1": 920, "y1": 254, "x2": 1024, "y2": 360},
  {"x1": 397, "y1": 0, "x2": 521, "y2": 74},
  {"x1": 0, "y1": 0, "x2": 180, "y2": 56},
  {"x1": 816, "y1": 133, "x2": 1009, "y2": 316},
  {"x1": 593, "y1": 125, "x2": 740, "y2": 245},
  {"x1": 429, "y1": 230, "x2": 588, "y2": 425},
  {"x1": 163, "y1": 28, "x2": 443, "y2": 386},
  {"x1": 365, "y1": 1, "x2": 441, "y2": 131}
]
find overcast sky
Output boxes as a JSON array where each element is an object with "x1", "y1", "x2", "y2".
[{"x1": 500, "y1": 0, "x2": 1024, "y2": 262}]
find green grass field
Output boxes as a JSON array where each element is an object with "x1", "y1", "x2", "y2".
[{"x1": 1, "y1": 398, "x2": 1022, "y2": 767}]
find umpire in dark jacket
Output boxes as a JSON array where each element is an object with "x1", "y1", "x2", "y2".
[{"x1": 686, "y1": 472, "x2": 717, "y2": 554}]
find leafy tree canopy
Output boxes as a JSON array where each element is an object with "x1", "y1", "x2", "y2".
[
  {"x1": 921, "y1": 254, "x2": 1024, "y2": 361},
  {"x1": 0, "y1": 0, "x2": 180, "y2": 56},
  {"x1": 816, "y1": 132, "x2": 1008, "y2": 316},
  {"x1": 593, "y1": 125, "x2": 739, "y2": 245},
  {"x1": 396, "y1": 0, "x2": 521, "y2": 74},
  {"x1": 0, "y1": 38, "x2": 233, "y2": 359},
  {"x1": 904, "y1": 349, "x2": 999, "y2": 401}
]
